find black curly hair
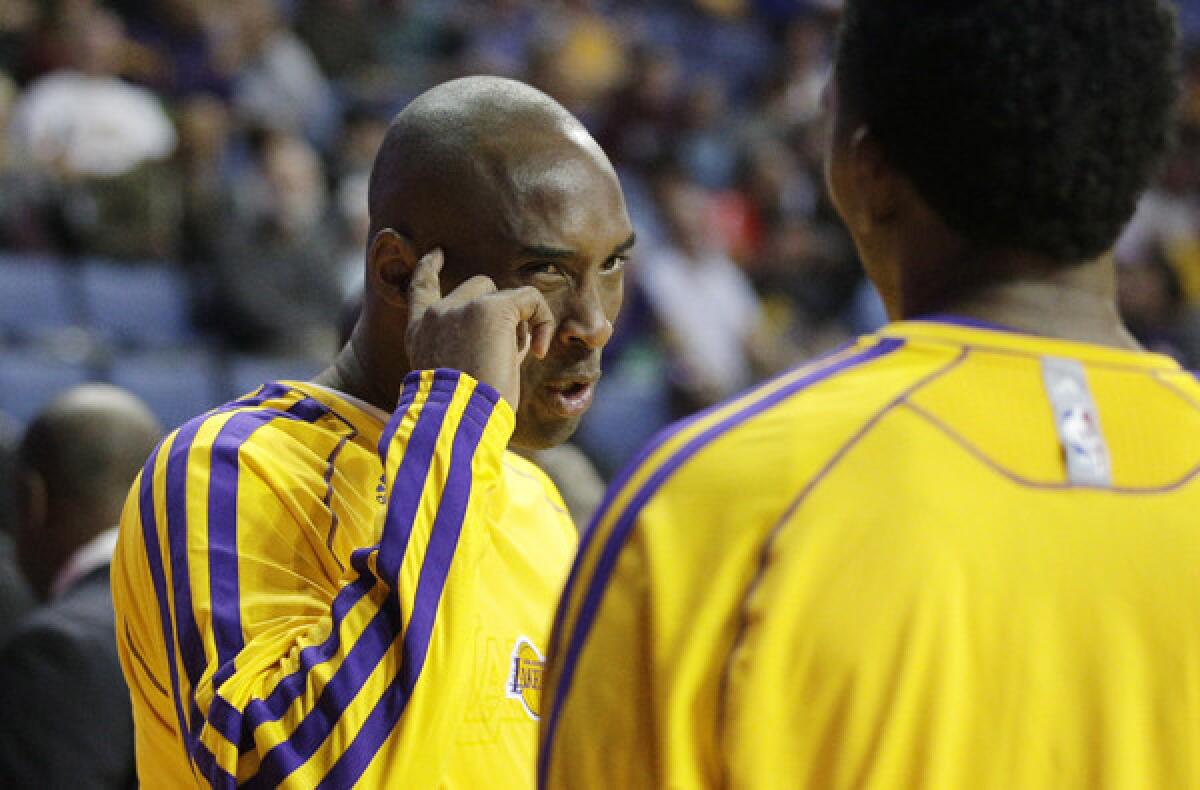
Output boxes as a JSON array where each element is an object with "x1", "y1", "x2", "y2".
[{"x1": 836, "y1": 0, "x2": 1180, "y2": 264}]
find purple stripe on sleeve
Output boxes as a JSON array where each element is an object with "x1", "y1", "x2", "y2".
[
  {"x1": 376, "y1": 371, "x2": 460, "y2": 583},
  {"x1": 135, "y1": 444, "x2": 194, "y2": 765},
  {"x1": 164, "y1": 415, "x2": 219, "y2": 739},
  {"x1": 191, "y1": 737, "x2": 238, "y2": 790},
  {"x1": 375, "y1": 372, "x2": 422, "y2": 460},
  {"x1": 314, "y1": 385, "x2": 498, "y2": 790},
  {"x1": 242, "y1": 596, "x2": 405, "y2": 788},
  {"x1": 233, "y1": 373, "x2": 474, "y2": 787},
  {"x1": 537, "y1": 338, "x2": 903, "y2": 787},
  {"x1": 206, "y1": 398, "x2": 331, "y2": 689},
  {"x1": 164, "y1": 385, "x2": 303, "y2": 709},
  {"x1": 207, "y1": 549, "x2": 379, "y2": 753}
]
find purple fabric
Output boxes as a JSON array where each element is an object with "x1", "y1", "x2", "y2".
[
  {"x1": 237, "y1": 372, "x2": 490, "y2": 787},
  {"x1": 314, "y1": 385, "x2": 498, "y2": 790},
  {"x1": 206, "y1": 398, "x2": 331, "y2": 690},
  {"x1": 135, "y1": 444, "x2": 193, "y2": 766},
  {"x1": 538, "y1": 338, "x2": 904, "y2": 786},
  {"x1": 164, "y1": 414, "x2": 217, "y2": 740},
  {"x1": 191, "y1": 737, "x2": 238, "y2": 790},
  {"x1": 322, "y1": 433, "x2": 355, "y2": 573},
  {"x1": 376, "y1": 371, "x2": 455, "y2": 584}
]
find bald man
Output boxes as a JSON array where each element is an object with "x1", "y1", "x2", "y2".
[
  {"x1": 0, "y1": 385, "x2": 161, "y2": 788},
  {"x1": 112, "y1": 77, "x2": 633, "y2": 787}
]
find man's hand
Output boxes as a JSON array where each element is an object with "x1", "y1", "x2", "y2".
[{"x1": 405, "y1": 248, "x2": 556, "y2": 410}]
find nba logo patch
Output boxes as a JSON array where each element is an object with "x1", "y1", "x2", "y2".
[
  {"x1": 1041, "y1": 356, "x2": 1111, "y2": 486},
  {"x1": 507, "y1": 636, "x2": 546, "y2": 721}
]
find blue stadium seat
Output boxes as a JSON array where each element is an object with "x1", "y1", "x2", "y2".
[
  {"x1": 225, "y1": 354, "x2": 324, "y2": 401},
  {"x1": 80, "y1": 260, "x2": 192, "y2": 348},
  {"x1": 108, "y1": 351, "x2": 223, "y2": 431},
  {"x1": 0, "y1": 350, "x2": 92, "y2": 424},
  {"x1": 0, "y1": 254, "x2": 80, "y2": 340}
]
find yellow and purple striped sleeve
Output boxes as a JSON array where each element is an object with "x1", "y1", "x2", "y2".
[{"x1": 119, "y1": 368, "x2": 512, "y2": 788}]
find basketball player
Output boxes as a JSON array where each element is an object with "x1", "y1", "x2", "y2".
[
  {"x1": 541, "y1": 2, "x2": 1198, "y2": 787},
  {"x1": 113, "y1": 76, "x2": 634, "y2": 787}
]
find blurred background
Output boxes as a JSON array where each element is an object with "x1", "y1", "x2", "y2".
[{"x1": 2, "y1": 0, "x2": 1200, "y2": 479}]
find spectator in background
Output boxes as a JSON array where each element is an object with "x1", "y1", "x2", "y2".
[
  {"x1": 0, "y1": 412, "x2": 33, "y2": 643},
  {"x1": 209, "y1": 129, "x2": 342, "y2": 354},
  {"x1": 8, "y1": 4, "x2": 180, "y2": 259},
  {"x1": 232, "y1": 0, "x2": 338, "y2": 148},
  {"x1": 0, "y1": 384, "x2": 161, "y2": 789},
  {"x1": 639, "y1": 164, "x2": 781, "y2": 412},
  {"x1": 117, "y1": 0, "x2": 233, "y2": 99}
]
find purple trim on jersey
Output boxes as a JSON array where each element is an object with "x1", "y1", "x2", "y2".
[
  {"x1": 904, "y1": 398, "x2": 1200, "y2": 493},
  {"x1": 322, "y1": 432, "x2": 355, "y2": 573},
  {"x1": 191, "y1": 737, "x2": 237, "y2": 790},
  {"x1": 538, "y1": 337, "x2": 904, "y2": 787},
  {"x1": 544, "y1": 340, "x2": 860, "y2": 694},
  {"x1": 242, "y1": 592, "x2": 404, "y2": 788},
  {"x1": 141, "y1": 388, "x2": 299, "y2": 764},
  {"x1": 314, "y1": 385, "x2": 498, "y2": 790},
  {"x1": 221, "y1": 377, "x2": 440, "y2": 782},
  {"x1": 234, "y1": 374, "x2": 498, "y2": 787},
  {"x1": 135, "y1": 444, "x2": 194, "y2": 767},
  {"x1": 206, "y1": 549, "x2": 378, "y2": 752},
  {"x1": 206, "y1": 398, "x2": 331, "y2": 690},
  {"x1": 376, "y1": 371, "x2": 456, "y2": 583},
  {"x1": 913, "y1": 313, "x2": 1019, "y2": 333},
  {"x1": 375, "y1": 371, "x2": 422, "y2": 458},
  {"x1": 161, "y1": 383, "x2": 307, "y2": 725},
  {"x1": 163, "y1": 414, "x2": 217, "y2": 740}
]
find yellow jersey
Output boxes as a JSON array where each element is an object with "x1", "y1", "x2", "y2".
[
  {"x1": 541, "y1": 318, "x2": 1200, "y2": 789},
  {"x1": 112, "y1": 369, "x2": 576, "y2": 788}
]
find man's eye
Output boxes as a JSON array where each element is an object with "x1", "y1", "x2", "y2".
[
  {"x1": 521, "y1": 262, "x2": 563, "y2": 277},
  {"x1": 602, "y1": 255, "x2": 628, "y2": 273}
]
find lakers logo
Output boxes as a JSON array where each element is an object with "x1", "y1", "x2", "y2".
[{"x1": 506, "y1": 637, "x2": 545, "y2": 720}]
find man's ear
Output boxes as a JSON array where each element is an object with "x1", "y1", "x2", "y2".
[
  {"x1": 847, "y1": 125, "x2": 902, "y2": 234},
  {"x1": 367, "y1": 228, "x2": 420, "y2": 309}
]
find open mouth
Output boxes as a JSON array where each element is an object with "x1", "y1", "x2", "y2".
[{"x1": 543, "y1": 376, "x2": 598, "y2": 418}]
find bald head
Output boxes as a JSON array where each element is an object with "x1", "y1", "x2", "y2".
[
  {"x1": 350, "y1": 76, "x2": 633, "y2": 450},
  {"x1": 16, "y1": 385, "x2": 161, "y2": 597},
  {"x1": 368, "y1": 77, "x2": 621, "y2": 269},
  {"x1": 18, "y1": 384, "x2": 161, "y2": 525}
]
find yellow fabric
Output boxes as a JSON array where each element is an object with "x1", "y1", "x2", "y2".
[
  {"x1": 541, "y1": 321, "x2": 1200, "y2": 789},
  {"x1": 112, "y1": 369, "x2": 576, "y2": 788}
]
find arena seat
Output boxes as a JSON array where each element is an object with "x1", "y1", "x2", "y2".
[
  {"x1": 0, "y1": 350, "x2": 92, "y2": 424},
  {"x1": 0, "y1": 255, "x2": 80, "y2": 341},
  {"x1": 225, "y1": 354, "x2": 325, "y2": 402},
  {"x1": 80, "y1": 260, "x2": 193, "y2": 348},
  {"x1": 107, "y1": 350, "x2": 223, "y2": 431}
]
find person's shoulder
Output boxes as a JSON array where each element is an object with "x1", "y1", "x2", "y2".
[
  {"x1": 631, "y1": 336, "x2": 926, "y2": 498},
  {"x1": 152, "y1": 382, "x2": 344, "y2": 476}
]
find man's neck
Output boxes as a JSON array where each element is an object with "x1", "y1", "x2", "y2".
[
  {"x1": 313, "y1": 339, "x2": 407, "y2": 416},
  {"x1": 897, "y1": 253, "x2": 1142, "y2": 351}
]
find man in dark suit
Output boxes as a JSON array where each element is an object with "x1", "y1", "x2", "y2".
[{"x1": 0, "y1": 385, "x2": 161, "y2": 789}]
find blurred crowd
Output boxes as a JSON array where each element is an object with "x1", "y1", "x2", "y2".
[{"x1": 0, "y1": 0, "x2": 1199, "y2": 473}]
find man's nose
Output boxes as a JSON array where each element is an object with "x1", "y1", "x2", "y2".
[{"x1": 557, "y1": 287, "x2": 614, "y2": 350}]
